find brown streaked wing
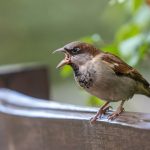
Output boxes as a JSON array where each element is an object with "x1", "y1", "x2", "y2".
[{"x1": 101, "y1": 52, "x2": 149, "y2": 87}]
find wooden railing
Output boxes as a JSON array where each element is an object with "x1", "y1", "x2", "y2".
[
  {"x1": 0, "y1": 63, "x2": 50, "y2": 99},
  {"x1": 0, "y1": 88, "x2": 150, "y2": 150}
]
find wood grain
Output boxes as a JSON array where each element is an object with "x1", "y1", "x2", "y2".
[{"x1": 0, "y1": 89, "x2": 150, "y2": 150}]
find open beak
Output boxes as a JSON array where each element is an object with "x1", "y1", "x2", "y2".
[{"x1": 53, "y1": 47, "x2": 70, "y2": 69}]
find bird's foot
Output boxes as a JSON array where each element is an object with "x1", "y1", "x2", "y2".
[
  {"x1": 90, "y1": 116, "x2": 98, "y2": 125},
  {"x1": 90, "y1": 105, "x2": 111, "y2": 124},
  {"x1": 108, "y1": 107, "x2": 124, "y2": 120}
]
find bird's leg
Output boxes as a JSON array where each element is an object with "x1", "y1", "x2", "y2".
[
  {"x1": 90, "y1": 101, "x2": 110, "y2": 124},
  {"x1": 108, "y1": 100, "x2": 125, "y2": 120},
  {"x1": 102, "y1": 105, "x2": 113, "y2": 114}
]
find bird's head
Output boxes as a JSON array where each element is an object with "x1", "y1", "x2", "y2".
[{"x1": 53, "y1": 41, "x2": 100, "y2": 68}]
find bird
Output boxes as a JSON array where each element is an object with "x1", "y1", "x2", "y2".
[{"x1": 53, "y1": 41, "x2": 150, "y2": 124}]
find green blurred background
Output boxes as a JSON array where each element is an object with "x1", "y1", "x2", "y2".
[{"x1": 0, "y1": 0, "x2": 150, "y2": 112}]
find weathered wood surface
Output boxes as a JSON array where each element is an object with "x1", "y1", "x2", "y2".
[
  {"x1": 0, "y1": 63, "x2": 50, "y2": 99},
  {"x1": 0, "y1": 89, "x2": 150, "y2": 150}
]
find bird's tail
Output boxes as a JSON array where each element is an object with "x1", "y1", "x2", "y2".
[
  {"x1": 143, "y1": 85, "x2": 150, "y2": 97},
  {"x1": 147, "y1": 86, "x2": 150, "y2": 97},
  {"x1": 136, "y1": 84, "x2": 150, "y2": 97}
]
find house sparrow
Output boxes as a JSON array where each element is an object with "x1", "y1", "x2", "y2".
[{"x1": 53, "y1": 41, "x2": 150, "y2": 124}]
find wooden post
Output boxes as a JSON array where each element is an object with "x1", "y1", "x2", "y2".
[
  {"x1": 0, "y1": 89, "x2": 150, "y2": 150},
  {"x1": 0, "y1": 63, "x2": 50, "y2": 99}
]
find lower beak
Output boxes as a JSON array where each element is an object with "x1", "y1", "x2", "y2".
[
  {"x1": 56, "y1": 59, "x2": 69, "y2": 68},
  {"x1": 53, "y1": 47, "x2": 70, "y2": 69}
]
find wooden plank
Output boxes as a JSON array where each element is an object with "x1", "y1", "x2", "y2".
[
  {"x1": 0, "y1": 89, "x2": 150, "y2": 150},
  {"x1": 0, "y1": 63, "x2": 50, "y2": 99}
]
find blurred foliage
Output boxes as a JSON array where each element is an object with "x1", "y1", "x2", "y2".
[
  {"x1": 87, "y1": 96, "x2": 105, "y2": 107},
  {"x1": 60, "y1": 0, "x2": 150, "y2": 106}
]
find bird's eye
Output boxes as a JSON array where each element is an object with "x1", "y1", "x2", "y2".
[{"x1": 72, "y1": 47, "x2": 80, "y2": 54}]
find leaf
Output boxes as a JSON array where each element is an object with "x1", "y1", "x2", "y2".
[
  {"x1": 132, "y1": 0, "x2": 143, "y2": 13},
  {"x1": 102, "y1": 43, "x2": 120, "y2": 56},
  {"x1": 87, "y1": 96, "x2": 105, "y2": 107},
  {"x1": 60, "y1": 65, "x2": 72, "y2": 78},
  {"x1": 139, "y1": 43, "x2": 149, "y2": 60},
  {"x1": 118, "y1": 33, "x2": 148, "y2": 66},
  {"x1": 116, "y1": 24, "x2": 140, "y2": 42},
  {"x1": 134, "y1": 5, "x2": 150, "y2": 28}
]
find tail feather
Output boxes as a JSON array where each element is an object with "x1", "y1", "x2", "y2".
[
  {"x1": 143, "y1": 85, "x2": 150, "y2": 97},
  {"x1": 147, "y1": 86, "x2": 150, "y2": 97},
  {"x1": 136, "y1": 83, "x2": 150, "y2": 97}
]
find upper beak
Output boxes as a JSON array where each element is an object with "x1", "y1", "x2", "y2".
[
  {"x1": 53, "y1": 47, "x2": 70, "y2": 69},
  {"x1": 52, "y1": 47, "x2": 66, "y2": 54}
]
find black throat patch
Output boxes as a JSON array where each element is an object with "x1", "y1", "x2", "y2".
[{"x1": 70, "y1": 63, "x2": 94, "y2": 89}]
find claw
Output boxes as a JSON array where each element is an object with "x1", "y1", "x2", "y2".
[
  {"x1": 108, "y1": 107, "x2": 124, "y2": 120},
  {"x1": 90, "y1": 116, "x2": 98, "y2": 124},
  {"x1": 89, "y1": 102, "x2": 110, "y2": 124}
]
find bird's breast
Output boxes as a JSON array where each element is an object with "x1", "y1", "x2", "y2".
[
  {"x1": 74, "y1": 60, "x2": 136, "y2": 102},
  {"x1": 87, "y1": 61, "x2": 137, "y2": 102}
]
